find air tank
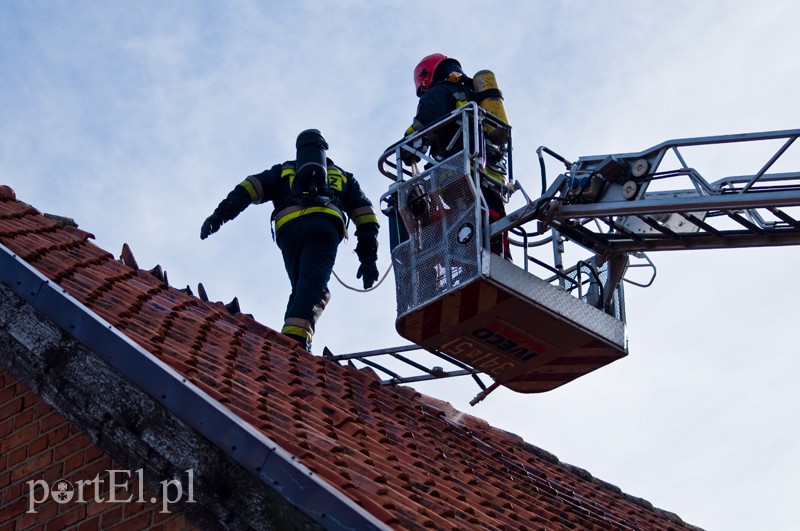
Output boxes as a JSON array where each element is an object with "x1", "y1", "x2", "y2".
[{"x1": 473, "y1": 70, "x2": 509, "y2": 145}]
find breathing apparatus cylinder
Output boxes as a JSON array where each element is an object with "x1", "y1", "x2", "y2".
[
  {"x1": 472, "y1": 70, "x2": 509, "y2": 145},
  {"x1": 295, "y1": 129, "x2": 329, "y2": 196}
]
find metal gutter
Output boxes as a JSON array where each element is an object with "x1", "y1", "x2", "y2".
[{"x1": 0, "y1": 242, "x2": 389, "y2": 531}]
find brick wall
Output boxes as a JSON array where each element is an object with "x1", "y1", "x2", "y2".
[{"x1": 0, "y1": 368, "x2": 196, "y2": 531}]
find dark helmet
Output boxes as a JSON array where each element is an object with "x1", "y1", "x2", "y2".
[{"x1": 296, "y1": 129, "x2": 328, "y2": 151}]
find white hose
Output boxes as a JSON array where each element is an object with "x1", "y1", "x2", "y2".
[{"x1": 332, "y1": 262, "x2": 393, "y2": 293}]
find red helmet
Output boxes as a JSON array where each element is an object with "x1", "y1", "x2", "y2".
[{"x1": 414, "y1": 53, "x2": 447, "y2": 96}]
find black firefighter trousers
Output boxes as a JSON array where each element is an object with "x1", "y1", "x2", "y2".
[{"x1": 276, "y1": 214, "x2": 340, "y2": 348}]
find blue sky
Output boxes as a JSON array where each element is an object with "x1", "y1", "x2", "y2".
[{"x1": 2, "y1": 2, "x2": 799, "y2": 529}]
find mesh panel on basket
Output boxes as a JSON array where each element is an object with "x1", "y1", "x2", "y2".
[{"x1": 392, "y1": 155, "x2": 482, "y2": 315}]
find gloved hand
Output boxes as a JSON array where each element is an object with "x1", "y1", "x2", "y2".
[
  {"x1": 400, "y1": 148, "x2": 421, "y2": 166},
  {"x1": 200, "y1": 213, "x2": 222, "y2": 240},
  {"x1": 356, "y1": 261, "x2": 379, "y2": 290}
]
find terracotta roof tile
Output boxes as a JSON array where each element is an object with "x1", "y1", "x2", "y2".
[{"x1": 0, "y1": 187, "x2": 700, "y2": 530}]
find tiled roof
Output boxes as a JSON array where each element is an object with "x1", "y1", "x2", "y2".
[{"x1": 0, "y1": 185, "x2": 699, "y2": 530}]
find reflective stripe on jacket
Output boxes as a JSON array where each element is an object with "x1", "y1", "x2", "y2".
[{"x1": 239, "y1": 160, "x2": 377, "y2": 239}]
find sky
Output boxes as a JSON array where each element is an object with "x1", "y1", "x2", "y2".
[{"x1": 2, "y1": 1, "x2": 799, "y2": 529}]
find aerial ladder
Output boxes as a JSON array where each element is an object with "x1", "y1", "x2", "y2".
[{"x1": 325, "y1": 103, "x2": 800, "y2": 404}]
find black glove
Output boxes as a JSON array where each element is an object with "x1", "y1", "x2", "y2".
[
  {"x1": 357, "y1": 261, "x2": 379, "y2": 290},
  {"x1": 400, "y1": 148, "x2": 421, "y2": 166},
  {"x1": 200, "y1": 213, "x2": 222, "y2": 240}
]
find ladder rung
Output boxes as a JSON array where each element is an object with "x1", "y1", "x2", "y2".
[
  {"x1": 636, "y1": 215, "x2": 684, "y2": 241},
  {"x1": 768, "y1": 207, "x2": 800, "y2": 230},
  {"x1": 726, "y1": 211, "x2": 767, "y2": 234},
  {"x1": 678, "y1": 212, "x2": 726, "y2": 237}
]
